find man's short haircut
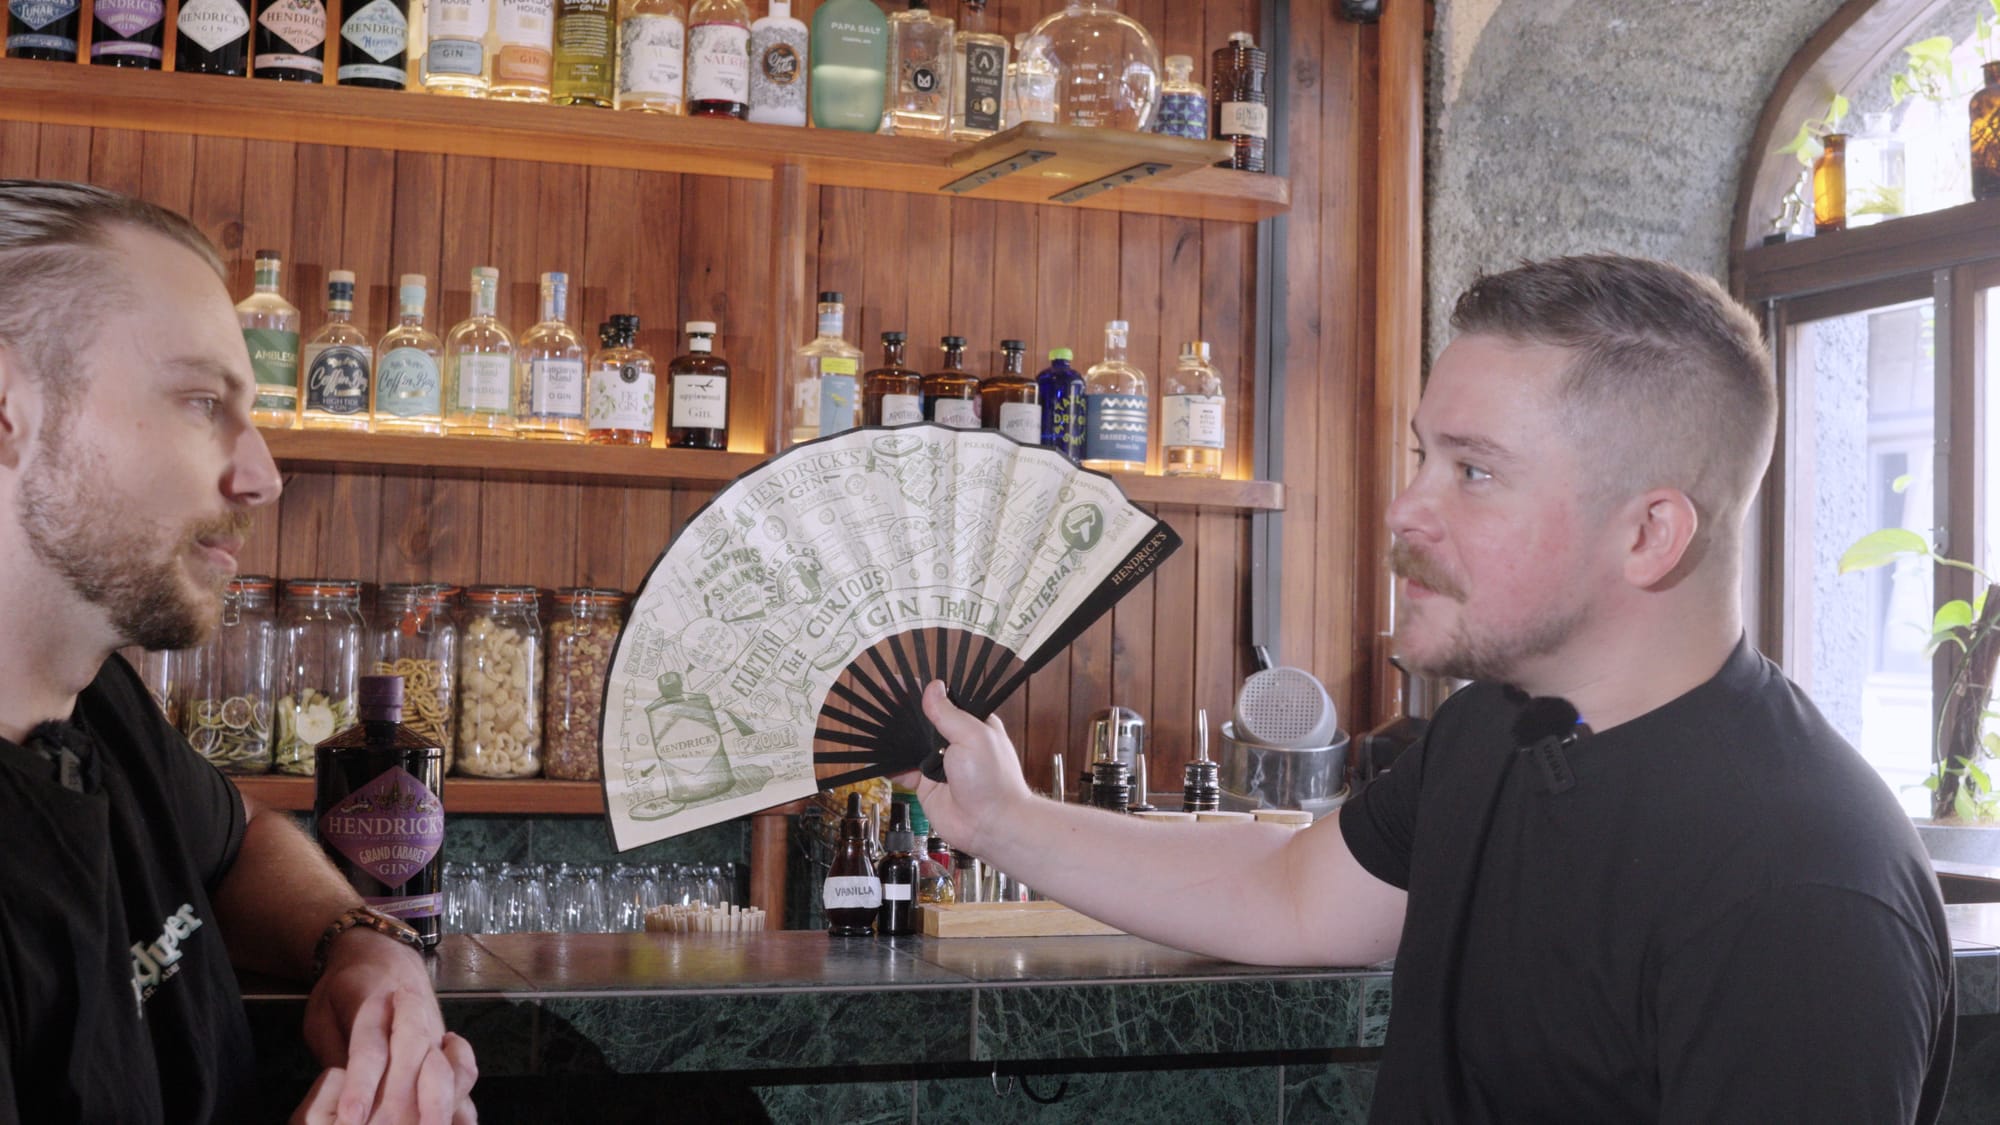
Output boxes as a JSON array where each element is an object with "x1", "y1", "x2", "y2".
[
  {"x1": 1449, "y1": 254, "x2": 1776, "y2": 559},
  {"x1": 0, "y1": 179, "x2": 226, "y2": 415}
]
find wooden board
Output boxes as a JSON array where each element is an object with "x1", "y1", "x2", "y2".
[
  {"x1": 921, "y1": 901, "x2": 1126, "y2": 938},
  {"x1": 233, "y1": 775, "x2": 606, "y2": 814}
]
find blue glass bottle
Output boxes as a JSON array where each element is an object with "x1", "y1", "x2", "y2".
[{"x1": 1037, "y1": 346, "x2": 1084, "y2": 462}]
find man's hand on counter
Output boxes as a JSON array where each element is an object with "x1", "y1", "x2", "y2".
[{"x1": 296, "y1": 930, "x2": 479, "y2": 1124}]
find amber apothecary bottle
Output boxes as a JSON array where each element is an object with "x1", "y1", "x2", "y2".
[
  {"x1": 1812, "y1": 133, "x2": 1847, "y2": 234},
  {"x1": 1973, "y1": 62, "x2": 2000, "y2": 201},
  {"x1": 862, "y1": 332, "x2": 923, "y2": 426},
  {"x1": 667, "y1": 321, "x2": 730, "y2": 449},
  {"x1": 921, "y1": 335, "x2": 980, "y2": 429},
  {"x1": 824, "y1": 792, "x2": 883, "y2": 936}
]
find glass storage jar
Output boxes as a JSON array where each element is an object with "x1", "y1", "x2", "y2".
[
  {"x1": 544, "y1": 588, "x2": 626, "y2": 781},
  {"x1": 1024, "y1": 0, "x2": 1161, "y2": 131},
  {"x1": 276, "y1": 579, "x2": 365, "y2": 776},
  {"x1": 180, "y1": 575, "x2": 280, "y2": 774},
  {"x1": 371, "y1": 582, "x2": 459, "y2": 772},
  {"x1": 132, "y1": 646, "x2": 182, "y2": 727},
  {"x1": 457, "y1": 585, "x2": 544, "y2": 778}
]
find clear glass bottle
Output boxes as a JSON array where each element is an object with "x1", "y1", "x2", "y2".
[
  {"x1": 1012, "y1": 31, "x2": 1057, "y2": 125},
  {"x1": 239, "y1": 249, "x2": 302, "y2": 430},
  {"x1": 515, "y1": 271, "x2": 587, "y2": 441},
  {"x1": 1026, "y1": 0, "x2": 1158, "y2": 131},
  {"x1": 668, "y1": 320, "x2": 730, "y2": 449},
  {"x1": 251, "y1": 0, "x2": 326, "y2": 81},
  {"x1": 922, "y1": 335, "x2": 980, "y2": 429},
  {"x1": 789, "y1": 289, "x2": 863, "y2": 446},
  {"x1": 1849, "y1": 110, "x2": 1906, "y2": 226},
  {"x1": 275, "y1": 578, "x2": 365, "y2": 777},
  {"x1": 1153, "y1": 53, "x2": 1207, "y2": 139},
  {"x1": 746, "y1": 0, "x2": 806, "y2": 126},
  {"x1": 372, "y1": 274, "x2": 445, "y2": 435},
  {"x1": 979, "y1": 338, "x2": 1039, "y2": 444},
  {"x1": 420, "y1": 0, "x2": 490, "y2": 95},
  {"x1": 1081, "y1": 320, "x2": 1147, "y2": 473},
  {"x1": 180, "y1": 576, "x2": 279, "y2": 775},
  {"x1": 456, "y1": 586, "x2": 544, "y2": 779},
  {"x1": 1037, "y1": 346, "x2": 1084, "y2": 462},
  {"x1": 334, "y1": 0, "x2": 407, "y2": 86},
  {"x1": 444, "y1": 266, "x2": 516, "y2": 436},
  {"x1": 948, "y1": 0, "x2": 1005, "y2": 141},
  {"x1": 1211, "y1": 31, "x2": 1267, "y2": 171},
  {"x1": 314, "y1": 673, "x2": 446, "y2": 948},
  {"x1": 809, "y1": 0, "x2": 887, "y2": 133},
  {"x1": 587, "y1": 314, "x2": 656, "y2": 446},
  {"x1": 134, "y1": 647, "x2": 182, "y2": 727},
  {"x1": 301, "y1": 270, "x2": 374, "y2": 431},
  {"x1": 862, "y1": 332, "x2": 923, "y2": 426},
  {"x1": 686, "y1": 0, "x2": 750, "y2": 118},
  {"x1": 90, "y1": 0, "x2": 167, "y2": 69},
  {"x1": 371, "y1": 582, "x2": 458, "y2": 772},
  {"x1": 552, "y1": 0, "x2": 614, "y2": 106},
  {"x1": 490, "y1": 0, "x2": 554, "y2": 101},
  {"x1": 614, "y1": 0, "x2": 684, "y2": 113},
  {"x1": 1162, "y1": 339, "x2": 1223, "y2": 478},
  {"x1": 886, "y1": 0, "x2": 951, "y2": 138},
  {"x1": 545, "y1": 588, "x2": 625, "y2": 781}
]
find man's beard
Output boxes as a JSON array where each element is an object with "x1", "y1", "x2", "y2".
[
  {"x1": 17, "y1": 436, "x2": 249, "y2": 652},
  {"x1": 1388, "y1": 539, "x2": 1586, "y2": 684}
]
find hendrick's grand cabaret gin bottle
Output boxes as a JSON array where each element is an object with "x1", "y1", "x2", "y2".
[{"x1": 315, "y1": 674, "x2": 446, "y2": 947}]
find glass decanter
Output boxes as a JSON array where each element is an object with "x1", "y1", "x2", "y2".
[{"x1": 1022, "y1": 0, "x2": 1160, "y2": 132}]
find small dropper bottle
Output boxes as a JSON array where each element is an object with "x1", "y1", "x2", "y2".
[{"x1": 876, "y1": 801, "x2": 920, "y2": 936}]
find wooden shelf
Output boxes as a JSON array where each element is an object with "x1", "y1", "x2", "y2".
[
  {"x1": 234, "y1": 774, "x2": 607, "y2": 814},
  {"x1": 1737, "y1": 195, "x2": 2000, "y2": 302},
  {"x1": 0, "y1": 61, "x2": 1289, "y2": 222}
]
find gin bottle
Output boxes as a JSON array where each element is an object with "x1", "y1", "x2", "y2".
[
  {"x1": 614, "y1": 0, "x2": 684, "y2": 113},
  {"x1": 667, "y1": 321, "x2": 731, "y2": 449},
  {"x1": 551, "y1": 0, "x2": 614, "y2": 106},
  {"x1": 1036, "y1": 346, "x2": 1083, "y2": 462},
  {"x1": 238, "y1": 249, "x2": 301, "y2": 429},
  {"x1": 948, "y1": 0, "x2": 1005, "y2": 141},
  {"x1": 335, "y1": 0, "x2": 409, "y2": 86},
  {"x1": 372, "y1": 275, "x2": 445, "y2": 436},
  {"x1": 1162, "y1": 340, "x2": 1224, "y2": 477},
  {"x1": 251, "y1": 0, "x2": 326, "y2": 81},
  {"x1": 314, "y1": 674, "x2": 446, "y2": 948},
  {"x1": 7, "y1": 0, "x2": 81, "y2": 60},
  {"x1": 886, "y1": 0, "x2": 951, "y2": 138},
  {"x1": 746, "y1": 0, "x2": 807, "y2": 126},
  {"x1": 1081, "y1": 320, "x2": 1148, "y2": 474},
  {"x1": 808, "y1": 0, "x2": 887, "y2": 133},
  {"x1": 90, "y1": 0, "x2": 167, "y2": 69},
  {"x1": 922, "y1": 336, "x2": 980, "y2": 429},
  {"x1": 862, "y1": 332, "x2": 923, "y2": 426},
  {"x1": 443, "y1": 267, "x2": 515, "y2": 436},
  {"x1": 789, "y1": 290, "x2": 863, "y2": 446},
  {"x1": 175, "y1": 0, "x2": 251, "y2": 75},
  {"x1": 422, "y1": 0, "x2": 491, "y2": 95},
  {"x1": 1153, "y1": 54, "x2": 1207, "y2": 139},
  {"x1": 686, "y1": 0, "x2": 750, "y2": 118},
  {"x1": 515, "y1": 272, "x2": 587, "y2": 441},
  {"x1": 587, "y1": 314, "x2": 656, "y2": 446},
  {"x1": 490, "y1": 0, "x2": 554, "y2": 101},
  {"x1": 1212, "y1": 31, "x2": 1268, "y2": 172},
  {"x1": 301, "y1": 270, "x2": 373, "y2": 431},
  {"x1": 979, "y1": 338, "x2": 1039, "y2": 444}
]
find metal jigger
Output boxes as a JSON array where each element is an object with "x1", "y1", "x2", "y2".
[{"x1": 1183, "y1": 708, "x2": 1221, "y2": 812}]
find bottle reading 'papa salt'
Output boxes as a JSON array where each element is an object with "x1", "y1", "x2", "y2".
[{"x1": 314, "y1": 674, "x2": 446, "y2": 948}]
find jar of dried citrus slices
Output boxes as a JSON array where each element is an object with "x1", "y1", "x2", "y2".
[
  {"x1": 370, "y1": 582, "x2": 458, "y2": 772},
  {"x1": 180, "y1": 575, "x2": 279, "y2": 774},
  {"x1": 275, "y1": 579, "x2": 364, "y2": 776}
]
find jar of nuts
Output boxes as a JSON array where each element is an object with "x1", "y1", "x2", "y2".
[
  {"x1": 180, "y1": 576, "x2": 279, "y2": 774},
  {"x1": 275, "y1": 579, "x2": 364, "y2": 776},
  {"x1": 371, "y1": 583, "x2": 459, "y2": 772},
  {"x1": 457, "y1": 586, "x2": 544, "y2": 778},
  {"x1": 544, "y1": 588, "x2": 627, "y2": 781}
]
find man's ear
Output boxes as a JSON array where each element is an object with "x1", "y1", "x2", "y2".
[
  {"x1": 0, "y1": 344, "x2": 35, "y2": 471},
  {"x1": 1622, "y1": 487, "x2": 1700, "y2": 589}
]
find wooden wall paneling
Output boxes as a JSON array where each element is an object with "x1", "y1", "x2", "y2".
[
  {"x1": 373, "y1": 152, "x2": 446, "y2": 584},
  {"x1": 88, "y1": 127, "x2": 145, "y2": 197},
  {"x1": 139, "y1": 132, "x2": 195, "y2": 215},
  {"x1": 906, "y1": 193, "x2": 954, "y2": 361},
  {"x1": 430, "y1": 155, "x2": 496, "y2": 584},
  {"x1": 186, "y1": 136, "x2": 247, "y2": 267},
  {"x1": 676, "y1": 174, "x2": 733, "y2": 442},
  {"x1": 765, "y1": 163, "x2": 811, "y2": 454},
  {"x1": 726, "y1": 176, "x2": 774, "y2": 454},
  {"x1": 861, "y1": 188, "x2": 911, "y2": 352},
  {"x1": 1199, "y1": 219, "x2": 1251, "y2": 480},
  {"x1": 1022, "y1": 205, "x2": 1079, "y2": 786},
  {"x1": 233, "y1": 139, "x2": 297, "y2": 580},
  {"x1": 1204, "y1": 0, "x2": 1259, "y2": 51},
  {"x1": 488, "y1": 158, "x2": 542, "y2": 332},
  {"x1": 945, "y1": 198, "x2": 994, "y2": 363},
  {"x1": 1367, "y1": 5, "x2": 1417, "y2": 728},
  {"x1": 36, "y1": 124, "x2": 89, "y2": 180},
  {"x1": 632, "y1": 167, "x2": 683, "y2": 430},
  {"x1": 621, "y1": 485, "x2": 680, "y2": 591},
  {"x1": 1193, "y1": 511, "x2": 1242, "y2": 742},
  {"x1": 1155, "y1": 0, "x2": 1202, "y2": 61},
  {"x1": 814, "y1": 187, "x2": 870, "y2": 349},
  {"x1": 0, "y1": 121, "x2": 39, "y2": 176},
  {"x1": 1062, "y1": 208, "x2": 1122, "y2": 769},
  {"x1": 1320, "y1": 17, "x2": 1372, "y2": 720}
]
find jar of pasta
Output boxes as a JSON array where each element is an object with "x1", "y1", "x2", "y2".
[
  {"x1": 275, "y1": 579, "x2": 364, "y2": 776},
  {"x1": 457, "y1": 586, "x2": 543, "y2": 778},
  {"x1": 544, "y1": 588, "x2": 626, "y2": 781},
  {"x1": 371, "y1": 582, "x2": 458, "y2": 772},
  {"x1": 180, "y1": 576, "x2": 279, "y2": 774}
]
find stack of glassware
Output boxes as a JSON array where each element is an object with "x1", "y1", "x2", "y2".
[{"x1": 441, "y1": 861, "x2": 739, "y2": 933}]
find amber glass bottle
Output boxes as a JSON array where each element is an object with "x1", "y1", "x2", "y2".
[
  {"x1": 1973, "y1": 62, "x2": 2000, "y2": 201},
  {"x1": 666, "y1": 321, "x2": 731, "y2": 450},
  {"x1": 921, "y1": 336, "x2": 981, "y2": 429},
  {"x1": 862, "y1": 332, "x2": 924, "y2": 426},
  {"x1": 979, "y1": 339, "x2": 1039, "y2": 443},
  {"x1": 1812, "y1": 133, "x2": 1847, "y2": 234},
  {"x1": 824, "y1": 792, "x2": 883, "y2": 936},
  {"x1": 875, "y1": 800, "x2": 920, "y2": 935}
]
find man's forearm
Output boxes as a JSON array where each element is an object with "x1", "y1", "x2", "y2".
[{"x1": 209, "y1": 797, "x2": 364, "y2": 980}]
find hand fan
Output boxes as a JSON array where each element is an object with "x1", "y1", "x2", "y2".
[{"x1": 599, "y1": 423, "x2": 1181, "y2": 850}]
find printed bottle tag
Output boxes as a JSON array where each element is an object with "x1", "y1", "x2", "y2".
[
  {"x1": 9, "y1": 0, "x2": 77, "y2": 31},
  {"x1": 618, "y1": 13, "x2": 683, "y2": 98},
  {"x1": 882, "y1": 882, "x2": 913, "y2": 902},
  {"x1": 304, "y1": 343, "x2": 372, "y2": 415},
  {"x1": 671, "y1": 372, "x2": 727, "y2": 428},
  {"x1": 495, "y1": 0, "x2": 549, "y2": 45},
  {"x1": 590, "y1": 362, "x2": 655, "y2": 431},
  {"x1": 998, "y1": 401, "x2": 1039, "y2": 444},
  {"x1": 879, "y1": 392, "x2": 921, "y2": 426},
  {"x1": 1163, "y1": 394, "x2": 1224, "y2": 449},
  {"x1": 339, "y1": 0, "x2": 405, "y2": 61},
  {"x1": 962, "y1": 39, "x2": 1004, "y2": 131},
  {"x1": 818, "y1": 372, "x2": 858, "y2": 435},
  {"x1": 256, "y1": 0, "x2": 323, "y2": 53},
  {"x1": 822, "y1": 874, "x2": 882, "y2": 910},
  {"x1": 1084, "y1": 393, "x2": 1148, "y2": 463},
  {"x1": 687, "y1": 22, "x2": 748, "y2": 103},
  {"x1": 1219, "y1": 101, "x2": 1268, "y2": 139},
  {"x1": 529, "y1": 357, "x2": 584, "y2": 419},
  {"x1": 318, "y1": 766, "x2": 445, "y2": 899},
  {"x1": 454, "y1": 353, "x2": 512, "y2": 412},
  {"x1": 242, "y1": 327, "x2": 300, "y2": 409},
  {"x1": 176, "y1": 0, "x2": 250, "y2": 52},
  {"x1": 376, "y1": 347, "x2": 441, "y2": 417},
  {"x1": 932, "y1": 397, "x2": 979, "y2": 430},
  {"x1": 94, "y1": 0, "x2": 164, "y2": 38}
]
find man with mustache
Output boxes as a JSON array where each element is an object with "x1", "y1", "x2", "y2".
[
  {"x1": 910, "y1": 256, "x2": 1954, "y2": 1121},
  {"x1": 0, "y1": 181, "x2": 475, "y2": 1123}
]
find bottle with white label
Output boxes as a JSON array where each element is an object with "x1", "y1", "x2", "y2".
[
  {"x1": 587, "y1": 314, "x2": 656, "y2": 446},
  {"x1": 979, "y1": 338, "x2": 1039, "y2": 444},
  {"x1": 948, "y1": 0, "x2": 1005, "y2": 140},
  {"x1": 667, "y1": 321, "x2": 730, "y2": 449},
  {"x1": 686, "y1": 0, "x2": 749, "y2": 118},
  {"x1": 922, "y1": 335, "x2": 980, "y2": 430},
  {"x1": 515, "y1": 272, "x2": 586, "y2": 441},
  {"x1": 824, "y1": 792, "x2": 883, "y2": 937},
  {"x1": 1163, "y1": 340, "x2": 1225, "y2": 478},
  {"x1": 614, "y1": 0, "x2": 684, "y2": 113},
  {"x1": 238, "y1": 249, "x2": 301, "y2": 428},
  {"x1": 551, "y1": 0, "x2": 613, "y2": 105},
  {"x1": 1211, "y1": 31, "x2": 1267, "y2": 172},
  {"x1": 443, "y1": 267, "x2": 515, "y2": 436},
  {"x1": 301, "y1": 270, "x2": 373, "y2": 431},
  {"x1": 789, "y1": 290, "x2": 862, "y2": 446},
  {"x1": 372, "y1": 275, "x2": 445, "y2": 435},
  {"x1": 875, "y1": 800, "x2": 920, "y2": 936},
  {"x1": 489, "y1": 0, "x2": 554, "y2": 101},
  {"x1": 746, "y1": 0, "x2": 806, "y2": 126},
  {"x1": 335, "y1": 0, "x2": 409, "y2": 86},
  {"x1": 862, "y1": 332, "x2": 922, "y2": 427},
  {"x1": 421, "y1": 0, "x2": 491, "y2": 95},
  {"x1": 175, "y1": 0, "x2": 251, "y2": 75},
  {"x1": 1081, "y1": 319, "x2": 1149, "y2": 474},
  {"x1": 251, "y1": 0, "x2": 325, "y2": 81}
]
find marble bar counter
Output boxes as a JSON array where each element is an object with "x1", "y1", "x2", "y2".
[{"x1": 243, "y1": 904, "x2": 2000, "y2": 1124}]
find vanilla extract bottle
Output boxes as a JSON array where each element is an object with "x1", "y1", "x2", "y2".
[
  {"x1": 667, "y1": 321, "x2": 730, "y2": 449},
  {"x1": 979, "y1": 338, "x2": 1039, "y2": 444},
  {"x1": 862, "y1": 332, "x2": 922, "y2": 426},
  {"x1": 922, "y1": 335, "x2": 980, "y2": 429},
  {"x1": 824, "y1": 792, "x2": 883, "y2": 937},
  {"x1": 300, "y1": 270, "x2": 373, "y2": 430},
  {"x1": 314, "y1": 674, "x2": 445, "y2": 948}
]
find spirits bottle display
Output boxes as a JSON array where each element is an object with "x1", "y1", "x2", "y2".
[
  {"x1": 1976, "y1": 63, "x2": 2000, "y2": 202},
  {"x1": 824, "y1": 792, "x2": 883, "y2": 937},
  {"x1": 587, "y1": 314, "x2": 656, "y2": 445},
  {"x1": 746, "y1": 0, "x2": 807, "y2": 126},
  {"x1": 979, "y1": 338, "x2": 1039, "y2": 444},
  {"x1": 862, "y1": 331, "x2": 923, "y2": 426},
  {"x1": 922, "y1": 335, "x2": 980, "y2": 429},
  {"x1": 875, "y1": 800, "x2": 919, "y2": 936},
  {"x1": 336, "y1": 0, "x2": 410, "y2": 86},
  {"x1": 1162, "y1": 339, "x2": 1224, "y2": 478},
  {"x1": 6, "y1": 0, "x2": 81, "y2": 60},
  {"x1": 809, "y1": 0, "x2": 887, "y2": 132},
  {"x1": 491, "y1": 0, "x2": 555, "y2": 101},
  {"x1": 1026, "y1": 0, "x2": 1159, "y2": 131},
  {"x1": 667, "y1": 321, "x2": 730, "y2": 449},
  {"x1": 789, "y1": 290, "x2": 863, "y2": 446},
  {"x1": 516, "y1": 271, "x2": 588, "y2": 440},
  {"x1": 1082, "y1": 319, "x2": 1148, "y2": 473},
  {"x1": 1813, "y1": 132, "x2": 1847, "y2": 234},
  {"x1": 252, "y1": 0, "x2": 326, "y2": 81},
  {"x1": 1154, "y1": 53, "x2": 1207, "y2": 140},
  {"x1": 1212, "y1": 31, "x2": 1268, "y2": 172},
  {"x1": 1011, "y1": 32, "x2": 1057, "y2": 125},
  {"x1": 1036, "y1": 346, "x2": 1084, "y2": 462},
  {"x1": 239, "y1": 249, "x2": 302, "y2": 429},
  {"x1": 443, "y1": 267, "x2": 516, "y2": 436},
  {"x1": 175, "y1": 0, "x2": 252, "y2": 75},
  {"x1": 373, "y1": 274, "x2": 445, "y2": 435},
  {"x1": 314, "y1": 674, "x2": 446, "y2": 948},
  {"x1": 949, "y1": 0, "x2": 1005, "y2": 141},
  {"x1": 615, "y1": 0, "x2": 685, "y2": 113},
  {"x1": 301, "y1": 271, "x2": 373, "y2": 431},
  {"x1": 886, "y1": 0, "x2": 951, "y2": 137},
  {"x1": 551, "y1": 0, "x2": 613, "y2": 106},
  {"x1": 687, "y1": 0, "x2": 751, "y2": 119},
  {"x1": 91, "y1": 0, "x2": 165, "y2": 67},
  {"x1": 422, "y1": 0, "x2": 491, "y2": 96}
]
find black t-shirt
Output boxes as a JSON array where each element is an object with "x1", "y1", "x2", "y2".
[
  {"x1": 1342, "y1": 638, "x2": 1954, "y2": 1123},
  {"x1": 0, "y1": 655, "x2": 254, "y2": 1124}
]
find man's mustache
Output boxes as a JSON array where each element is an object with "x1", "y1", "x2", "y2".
[{"x1": 1388, "y1": 540, "x2": 1465, "y2": 601}]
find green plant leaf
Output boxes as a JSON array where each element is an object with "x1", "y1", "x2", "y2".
[
  {"x1": 1969, "y1": 759, "x2": 1993, "y2": 793},
  {"x1": 1839, "y1": 528, "x2": 1930, "y2": 573},
  {"x1": 1909, "y1": 36, "x2": 1956, "y2": 65},
  {"x1": 1925, "y1": 774, "x2": 1942, "y2": 791},
  {"x1": 1893, "y1": 473, "x2": 1914, "y2": 494},
  {"x1": 1957, "y1": 783, "x2": 1979, "y2": 821},
  {"x1": 1936, "y1": 600, "x2": 1976, "y2": 634},
  {"x1": 1893, "y1": 74, "x2": 1913, "y2": 105},
  {"x1": 1829, "y1": 93, "x2": 1850, "y2": 129}
]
